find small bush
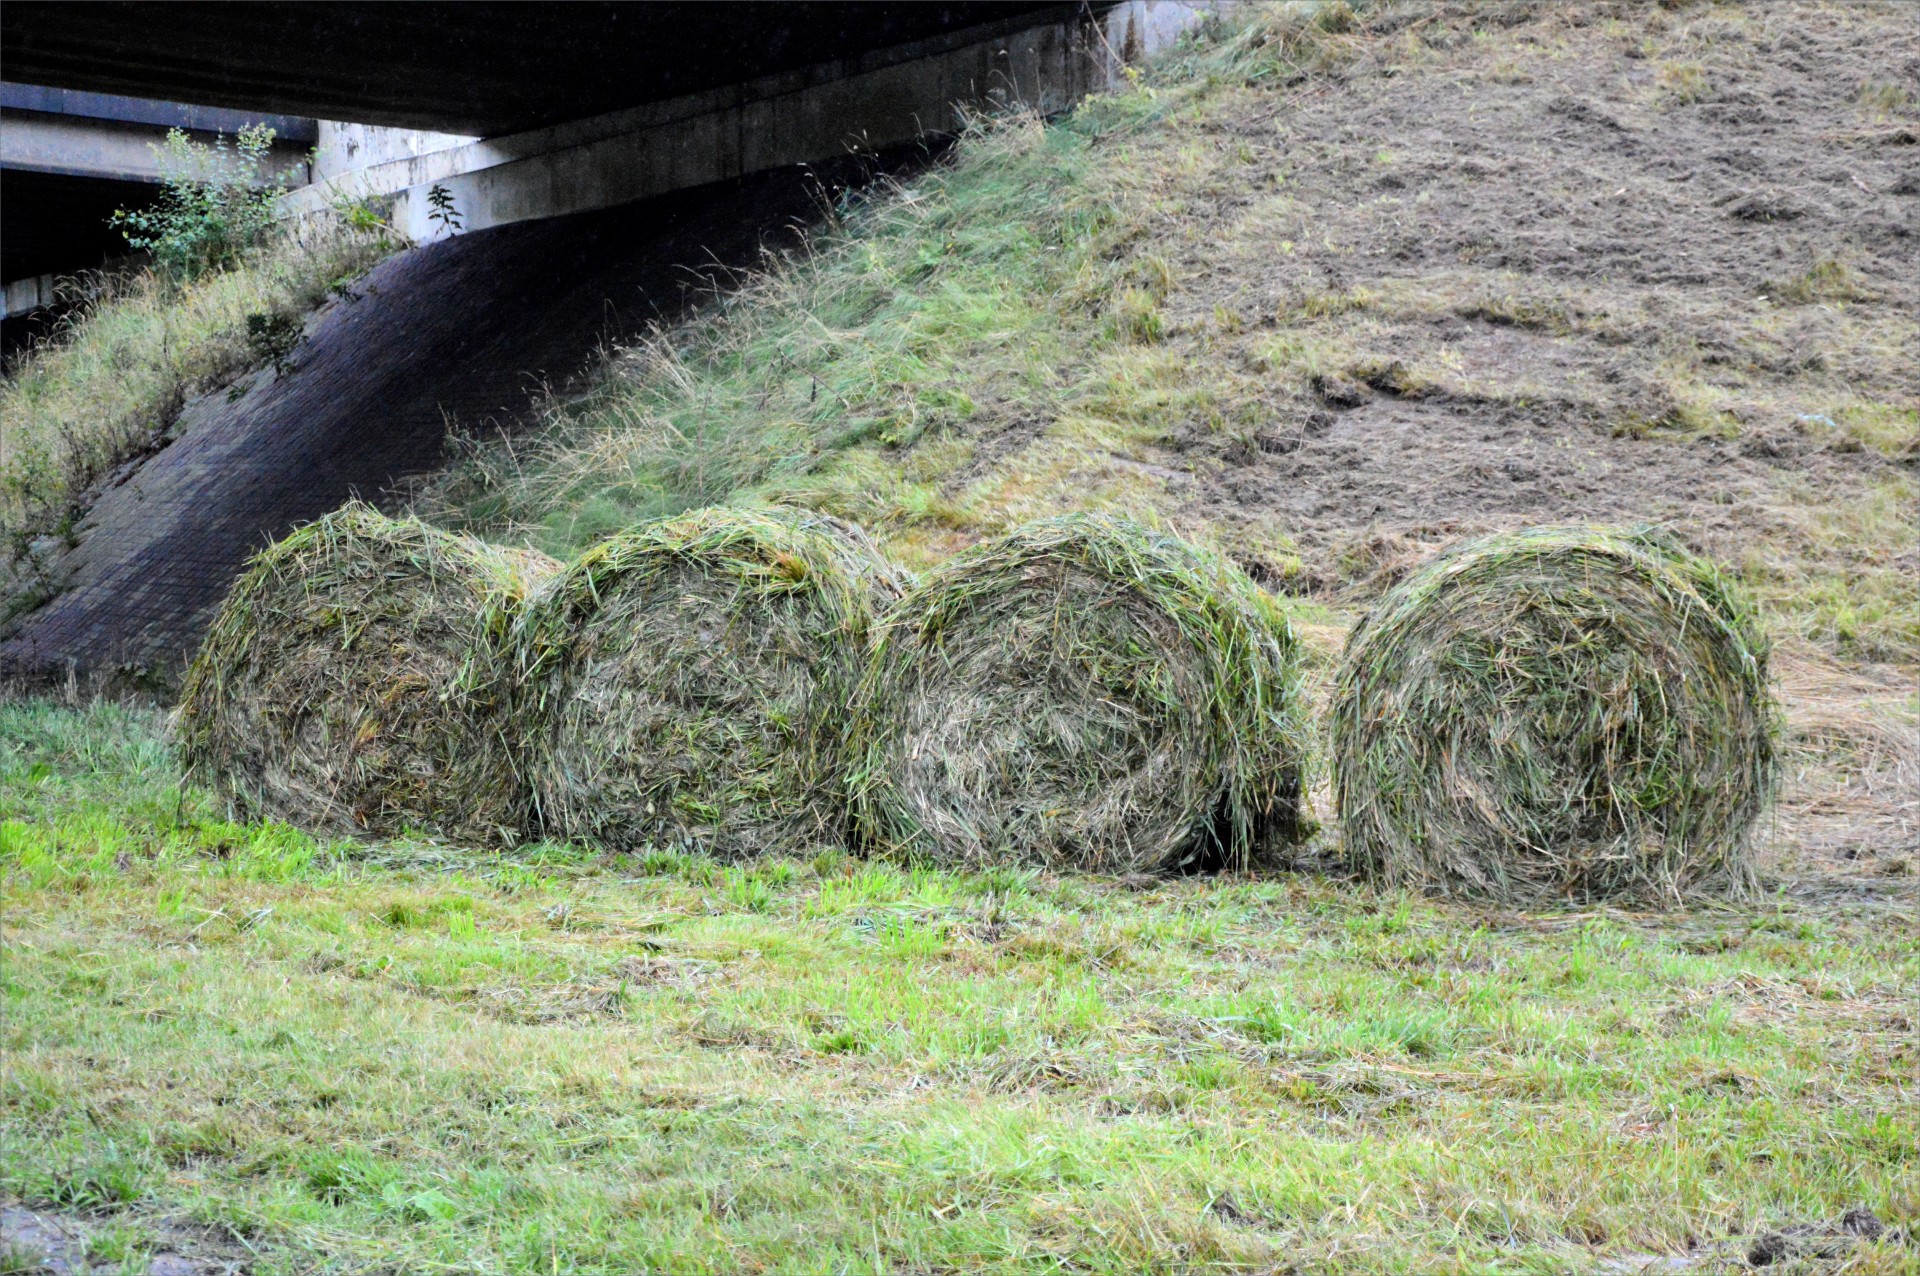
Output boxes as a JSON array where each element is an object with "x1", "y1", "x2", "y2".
[{"x1": 112, "y1": 125, "x2": 289, "y2": 282}]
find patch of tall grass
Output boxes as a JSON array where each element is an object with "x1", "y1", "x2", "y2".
[
  {"x1": 422, "y1": 108, "x2": 1120, "y2": 557},
  {"x1": 0, "y1": 217, "x2": 392, "y2": 551}
]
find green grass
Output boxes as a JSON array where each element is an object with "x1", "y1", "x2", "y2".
[
  {"x1": 425, "y1": 106, "x2": 1132, "y2": 564},
  {"x1": 4, "y1": 698, "x2": 1915, "y2": 1273},
  {"x1": 0, "y1": 217, "x2": 392, "y2": 552}
]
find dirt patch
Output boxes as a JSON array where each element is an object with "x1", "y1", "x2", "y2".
[
  {"x1": 1118, "y1": 2, "x2": 1916, "y2": 646},
  {"x1": 1, "y1": 1202, "x2": 255, "y2": 1275},
  {"x1": 1766, "y1": 641, "x2": 1919, "y2": 885}
]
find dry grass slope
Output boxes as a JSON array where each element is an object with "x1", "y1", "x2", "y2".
[{"x1": 425, "y1": 0, "x2": 1920, "y2": 667}]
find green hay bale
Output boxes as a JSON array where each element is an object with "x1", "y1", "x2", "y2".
[
  {"x1": 1331, "y1": 525, "x2": 1779, "y2": 905},
  {"x1": 175, "y1": 502, "x2": 559, "y2": 843},
  {"x1": 852, "y1": 512, "x2": 1309, "y2": 874},
  {"x1": 514, "y1": 505, "x2": 904, "y2": 857}
]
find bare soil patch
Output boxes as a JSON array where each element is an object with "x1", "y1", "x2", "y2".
[
  {"x1": 1143, "y1": 3, "x2": 1915, "y2": 609},
  {"x1": 1078, "y1": 0, "x2": 1920, "y2": 899},
  {"x1": 1, "y1": 1201, "x2": 254, "y2": 1275}
]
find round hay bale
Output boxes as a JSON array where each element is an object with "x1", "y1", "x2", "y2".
[
  {"x1": 175, "y1": 502, "x2": 559, "y2": 843},
  {"x1": 514, "y1": 505, "x2": 903, "y2": 857},
  {"x1": 1330, "y1": 525, "x2": 1779, "y2": 904},
  {"x1": 852, "y1": 513, "x2": 1309, "y2": 874}
]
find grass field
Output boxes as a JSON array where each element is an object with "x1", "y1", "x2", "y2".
[
  {"x1": 4, "y1": 672, "x2": 1915, "y2": 1274},
  {"x1": 6, "y1": 2, "x2": 1919, "y2": 1272}
]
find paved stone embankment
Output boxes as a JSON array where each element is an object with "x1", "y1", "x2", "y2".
[{"x1": 1, "y1": 163, "x2": 874, "y2": 690}]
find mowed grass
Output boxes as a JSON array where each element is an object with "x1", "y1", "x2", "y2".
[
  {"x1": 420, "y1": 2, "x2": 1920, "y2": 664},
  {"x1": 4, "y1": 699, "x2": 1915, "y2": 1274}
]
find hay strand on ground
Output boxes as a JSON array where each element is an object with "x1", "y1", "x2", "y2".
[
  {"x1": 1331, "y1": 524, "x2": 1779, "y2": 904},
  {"x1": 514, "y1": 505, "x2": 903, "y2": 857},
  {"x1": 175, "y1": 502, "x2": 558, "y2": 842},
  {"x1": 852, "y1": 512, "x2": 1309, "y2": 874}
]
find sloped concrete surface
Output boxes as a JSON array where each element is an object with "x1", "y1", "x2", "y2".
[{"x1": 1, "y1": 162, "x2": 891, "y2": 689}]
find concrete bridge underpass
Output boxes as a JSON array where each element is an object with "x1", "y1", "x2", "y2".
[{"x1": 4, "y1": 3, "x2": 1211, "y2": 298}]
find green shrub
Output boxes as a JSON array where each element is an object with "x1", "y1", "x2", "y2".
[{"x1": 111, "y1": 125, "x2": 289, "y2": 282}]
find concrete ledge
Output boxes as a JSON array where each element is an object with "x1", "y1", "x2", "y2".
[
  {"x1": 0, "y1": 109, "x2": 313, "y2": 184},
  {"x1": 0, "y1": 81, "x2": 316, "y2": 142},
  {"x1": 3, "y1": 272, "x2": 59, "y2": 320}
]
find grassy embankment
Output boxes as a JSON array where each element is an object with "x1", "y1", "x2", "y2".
[{"x1": 424, "y1": 2, "x2": 1919, "y2": 666}]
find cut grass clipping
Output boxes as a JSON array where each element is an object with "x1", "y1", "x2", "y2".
[
  {"x1": 514, "y1": 505, "x2": 904, "y2": 858},
  {"x1": 1332, "y1": 525, "x2": 1780, "y2": 905},
  {"x1": 853, "y1": 512, "x2": 1309, "y2": 874},
  {"x1": 175, "y1": 502, "x2": 557, "y2": 843}
]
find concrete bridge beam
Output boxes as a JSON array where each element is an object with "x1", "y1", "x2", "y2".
[
  {"x1": 286, "y1": 2, "x2": 1220, "y2": 241},
  {"x1": 0, "y1": 109, "x2": 313, "y2": 186}
]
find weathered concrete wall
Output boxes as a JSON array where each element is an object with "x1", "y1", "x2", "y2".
[
  {"x1": 0, "y1": 109, "x2": 313, "y2": 185},
  {"x1": 3, "y1": 273, "x2": 59, "y2": 320},
  {"x1": 311, "y1": 121, "x2": 478, "y2": 182},
  {"x1": 286, "y1": 1, "x2": 1223, "y2": 241}
]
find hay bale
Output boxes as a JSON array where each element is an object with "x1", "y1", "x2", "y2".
[
  {"x1": 175, "y1": 502, "x2": 558, "y2": 842},
  {"x1": 852, "y1": 512, "x2": 1309, "y2": 873},
  {"x1": 514, "y1": 505, "x2": 903, "y2": 857},
  {"x1": 1331, "y1": 525, "x2": 1779, "y2": 904}
]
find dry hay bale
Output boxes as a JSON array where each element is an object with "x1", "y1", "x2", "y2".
[
  {"x1": 175, "y1": 502, "x2": 559, "y2": 842},
  {"x1": 514, "y1": 505, "x2": 903, "y2": 857},
  {"x1": 1331, "y1": 525, "x2": 1779, "y2": 904},
  {"x1": 852, "y1": 512, "x2": 1309, "y2": 874}
]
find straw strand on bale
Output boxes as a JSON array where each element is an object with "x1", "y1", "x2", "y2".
[
  {"x1": 852, "y1": 512, "x2": 1310, "y2": 874},
  {"x1": 1331, "y1": 525, "x2": 1779, "y2": 905},
  {"x1": 175, "y1": 502, "x2": 559, "y2": 843},
  {"x1": 514, "y1": 505, "x2": 904, "y2": 858}
]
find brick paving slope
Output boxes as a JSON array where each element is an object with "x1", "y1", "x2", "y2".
[{"x1": 1, "y1": 163, "x2": 870, "y2": 690}]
